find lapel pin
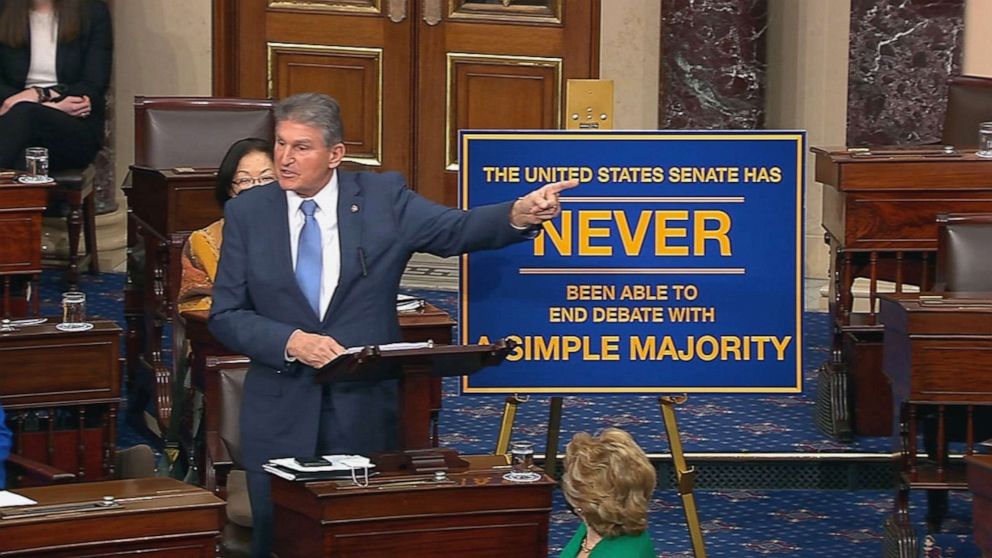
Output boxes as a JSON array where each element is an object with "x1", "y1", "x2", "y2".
[{"x1": 351, "y1": 204, "x2": 360, "y2": 213}]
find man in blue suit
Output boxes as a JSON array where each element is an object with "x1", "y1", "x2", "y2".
[{"x1": 209, "y1": 92, "x2": 576, "y2": 557}]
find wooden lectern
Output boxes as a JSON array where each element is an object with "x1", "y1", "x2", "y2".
[
  {"x1": 813, "y1": 146, "x2": 992, "y2": 439},
  {"x1": 270, "y1": 340, "x2": 557, "y2": 557},
  {"x1": 315, "y1": 340, "x2": 516, "y2": 454}
]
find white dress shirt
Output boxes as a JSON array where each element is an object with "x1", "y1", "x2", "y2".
[
  {"x1": 286, "y1": 173, "x2": 340, "y2": 320},
  {"x1": 26, "y1": 12, "x2": 58, "y2": 88}
]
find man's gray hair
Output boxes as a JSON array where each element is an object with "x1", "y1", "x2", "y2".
[{"x1": 274, "y1": 93, "x2": 345, "y2": 147}]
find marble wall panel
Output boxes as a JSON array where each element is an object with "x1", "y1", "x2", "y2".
[
  {"x1": 659, "y1": 0, "x2": 768, "y2": 130},
  {"x1": 847, "y1": 0, "x2": 964, "y2": 145}
]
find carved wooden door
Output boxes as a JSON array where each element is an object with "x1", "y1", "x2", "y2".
[{"x1": 213, "y1": 0, "x2": 599, "y2": 204}]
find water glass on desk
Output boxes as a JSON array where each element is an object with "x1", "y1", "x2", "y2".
[
  {"x1": 57, "y1": 291, "x2": 91, "y2": 331},
  {"x1": 503, "y1": 441, "x2": 541, "y2": 483},
  {"x1": 21, "y1": 147, "x2": 49, "y2": 183},
  {"x1": 978, "y1": 122, "x2": 992, "y2": 158}
]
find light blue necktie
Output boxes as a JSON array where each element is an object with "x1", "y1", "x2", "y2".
[{"x1": 295, "y1": 199, "x2": 322, "y2": 317}]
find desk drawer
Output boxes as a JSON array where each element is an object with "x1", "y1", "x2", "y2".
[
  {"x1": 0, "y1": 332, "x2": 120, "y2": 408},
  {"x1": 911, "y1": 339, "x2": 992, "y2": 402}
]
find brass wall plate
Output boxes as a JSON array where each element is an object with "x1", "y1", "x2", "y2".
[{"x1": 565, "y1": 79, "x2": 614, "y2": 130}]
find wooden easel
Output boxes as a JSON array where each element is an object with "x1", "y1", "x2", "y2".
[{"x1": 496, "y1": 394, "x2": 707, "y2": 558}]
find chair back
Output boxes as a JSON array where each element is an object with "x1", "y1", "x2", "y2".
[
  {"x1": 204, "y1": 356, "x2": 250, "y2": 469},
  {"x1": 134, "y1": 97, "x2": 275, "y2": 169},
  {"x1": 935, "y1": 213, "x2": 992, "y2": 292},
  {"x1": 942, "y1": 76, "x2": 992, "y2": 148}
]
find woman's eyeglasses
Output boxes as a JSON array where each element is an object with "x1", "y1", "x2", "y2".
[{"x1": 232, "y1": 175, "x2": 276, "y2": 188}]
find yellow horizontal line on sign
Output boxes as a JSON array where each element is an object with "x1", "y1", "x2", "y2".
[
  {"x1": 518, "y1": 268, "x2": 746, "y2": 275},
  {"x1": 562, "y1": 197, "x2": 745, "y2": 203}
]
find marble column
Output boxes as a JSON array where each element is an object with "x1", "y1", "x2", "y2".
[
  {"x1": 659, "y1": 0, "x2": 768, "y2": 129},
  {"x1": 846, "y1": 0, "x2": 964, "y2": 146}
]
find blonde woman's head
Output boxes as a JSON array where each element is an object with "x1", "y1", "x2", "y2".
[{"x1": 561, "y1": 428, "x2": 656, "y2": 538}]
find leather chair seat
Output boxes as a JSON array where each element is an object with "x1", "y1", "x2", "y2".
[{"x1": 50, "y1": 169, "x2": 88, "y2": 189}]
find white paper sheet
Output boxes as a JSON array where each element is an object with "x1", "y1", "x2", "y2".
[{"x1": 0, "y1": 491, "x2": 37, "y2": 508}]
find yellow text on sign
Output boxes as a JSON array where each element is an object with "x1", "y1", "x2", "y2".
[{"x1": 533, "y1": 210, "x2": 732, "y2": 257}]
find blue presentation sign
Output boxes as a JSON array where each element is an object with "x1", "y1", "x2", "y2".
[{"x1": 459, "y1": 131, "x2": 804, "y2": 394}]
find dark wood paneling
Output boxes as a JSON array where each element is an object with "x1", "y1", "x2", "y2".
[
  {"x1": 449, "y1": 59, "x2": 559, "y2": 168},
  {"x1": 214, "y1": 0, "x2": 598, "y2": 204},
  {"x1": 912, "y1": 340, "x2": 992, "y2": 401},
  {"x1": 0, "y1": 182, "x2": 47, "y2": 274},
  {"x1": 0, "y1": 216, "x2": 38, "y2": 272},
  {"x1": 0, "y1": 321, "x2": 121, "y2": 409},
  {"x1": 841, "y1": 193, "x2": 992, "y2": 250},
  {"x1": 269, "y1": 46, "x2": 382, "y2": 162}
]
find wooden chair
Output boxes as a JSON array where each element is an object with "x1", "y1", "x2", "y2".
[
  {"x1": 919, "y1": 213, "x2": 992, "y2": 531},
  {"x1": 47, "y1": 167, "x2": 99, "y2": 289},
  {"x1": 942, "y1": 75, "x2": 992, "y2": 148},
  {"x1": 200, "y1": 353, "x2": 253, "y2": 557},
  {"x1": 124, "y1": 97, "x2": 274, "y2": 440}
]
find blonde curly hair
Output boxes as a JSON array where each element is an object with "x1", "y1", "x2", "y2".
[{"x1": 561, "y1": 428, "x2": 656, "y2": 538}]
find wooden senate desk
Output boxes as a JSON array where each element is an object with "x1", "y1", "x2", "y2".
[
  {"x1": 0, "y1": 477, "x2": 224, "y2": 557},
  {"x1": 813, "y1": 146, "x2": 992, "y2": 439},
  {"x1": 124, "y1": 166, "x2": 218, "y2": 407},
  {"x1": 271, "y1": 456, "x2": 554, "y2": 558},
  {"x1": 966, "y1": 455, "x2": 992, "y2": 557},
  {"x1": 879, "y1": 292, "x2": 992, "y2": 547},
  {"x1": 0, "y1": 319, "x2": 122, "y2": 482},
  {"x1": 0, "y1": 173, "x2": 51, "y2": 317}
]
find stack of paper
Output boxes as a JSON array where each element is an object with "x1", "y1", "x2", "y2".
[
  {"x1": 262, "y1": 455, "x2": 376, "y2": 481},
  {"x1": 397, "y1": 294, "x2": 426, "y2": 312}
]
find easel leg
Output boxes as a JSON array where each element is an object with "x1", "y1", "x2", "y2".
[
  {"x1": 659, "y1": 395, "x2": 707, "y2": 558},
  {"x1": 544, "y1": 396, "x2": 563, "y2": 477},
  {"x1": 494, "y1": 395, "x2": 525, "y2": 456}
]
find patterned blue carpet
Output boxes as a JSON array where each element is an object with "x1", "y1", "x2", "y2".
[{"x1": 37, "y1": 271, "x2": 981, "y2": 557}]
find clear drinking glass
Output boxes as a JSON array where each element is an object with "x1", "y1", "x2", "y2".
[
  {"x1": 58, "y1": 291, "x2": 90, "y2": 331},
  {"x1": 23, "y1": 147, "x2": 49, "y2": 182},
  {"x1": 503, "y1": 441, "x2": 541, "y2": 482},
  {"x1": 977, "y1": 122, "x2": 992, "y2": 158}
]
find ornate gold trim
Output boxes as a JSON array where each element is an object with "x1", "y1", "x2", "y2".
[
  {"x1": 447, "y1": 0, "x2": 561, "y2": 24},
  {"x1": 267, "y1": 42, "x2": 384, "y2": 167},
  {"x1": 445, "y1": 52, "x2": 563, "y2": 170},
  {"x1": 268, "y1": 0, "x2": 382, "y2": 15}
]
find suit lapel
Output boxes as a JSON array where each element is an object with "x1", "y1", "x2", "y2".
[{"x1": 324, "y1": 170, "x2": 364, "y2": 324}]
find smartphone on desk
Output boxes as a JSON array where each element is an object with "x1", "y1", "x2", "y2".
[{"x1": 293, "y1": 457, "x2": 331, "y2": 468}]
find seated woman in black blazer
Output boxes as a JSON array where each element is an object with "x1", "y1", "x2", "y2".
[{"x1": 0, "y1": 0, "x2": 111, "y2": 171}]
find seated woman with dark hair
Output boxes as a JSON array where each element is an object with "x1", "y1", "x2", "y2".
[
  {"x1": 178, "y1": 138, "x2": 274, "y2": 312},
  {"x1": 560, "y1": 428, "x2": 658, "y2": 557}
]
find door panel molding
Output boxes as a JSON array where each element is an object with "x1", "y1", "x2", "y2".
[
  {"x1": 447, "y1": 0, "x2": 561, "y2": 24},
  {"x1": 267, "y1": 0, "x2": 382, "y2": 15},
  {"x1": 268, "y1": 42, "x2": 384, "y2": 166},
  {"x1": 445, "y1": 52, "x2": 562, "y2": 169}
]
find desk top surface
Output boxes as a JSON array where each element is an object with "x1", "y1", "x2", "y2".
[
  {"x1": 294, "y1": 457, "x2": 555, "y2": 499},
  {"x1": 0, "y1": 478, "x2": 224, "y2": 525},
  {"x1": 812, "y1": 146, "x2": 992, "y2": 164},
  {"x1": 879, "y1": 292, "x2": 992, "y2": 313},
  {"x1": 0, "y1": 319, "x2": 121, "y2": 341},
  {"x1": 967, "y1": 454, "x2": 992, "y2": 472}
]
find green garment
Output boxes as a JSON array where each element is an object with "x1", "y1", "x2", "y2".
[{"x1": 559, "y1": 522, "x2": 656, "y2": 558}]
